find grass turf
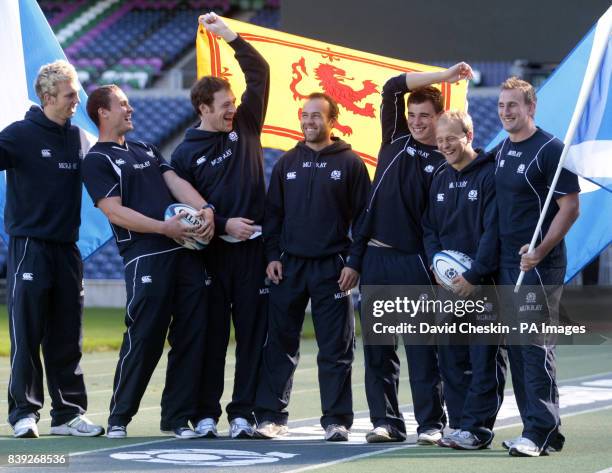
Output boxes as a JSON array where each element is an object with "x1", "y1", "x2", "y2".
[
  {"x1": 0, "y1": 305, "x2": 348, "y2": 356},
  {"x1": 324, "y1": 407, "x2": 612, "y2": 473},
  {"x1": 0, "y1": 342, "x2": 611, "y2": 473}
]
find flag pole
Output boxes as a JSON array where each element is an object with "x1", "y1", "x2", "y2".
[{"x1": 515, "y1": 7, "x2": 612, "y2": 292}]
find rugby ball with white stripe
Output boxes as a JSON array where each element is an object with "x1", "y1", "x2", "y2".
[
  {"x1": 432, "y1": 250, "x2": 473, "y2": 290},
  {"x1": 164, "y1": 203, "x2": 207, "y2": 250}
]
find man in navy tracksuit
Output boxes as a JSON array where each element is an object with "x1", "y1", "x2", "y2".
[
  {"x1": 355, "y1": 64, "x2": 473, "y2": 444},
  {"x1": 254, "y1": 93, "x2": 370, "y2": 441},
  {"x1": 494, "y1": 77, "x2": 579, "y2": 457},
  {"x1": 82, "y1": 84, "x2": 214, "y2": 439},
  {"x1": 422, "y1": 111, "x2": 506, "y2": 449},
  {"x1": 170, "y1": 13, "x2": 269, "y2": 439},
  {"x1": 0, "y1": 60, "x2": 103, "y2": 438}
]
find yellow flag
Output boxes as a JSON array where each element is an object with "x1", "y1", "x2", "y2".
[{"x1": 196, "y1": 18, "x2": 468, "y2": 174}]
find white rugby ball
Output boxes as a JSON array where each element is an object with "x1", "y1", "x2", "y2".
[
  {"x1": 432, "y1": 250, "x2": 473, "y2": 290},
  {"x1": 164, "y1": 203, "x2": 207, "y2": 250}
]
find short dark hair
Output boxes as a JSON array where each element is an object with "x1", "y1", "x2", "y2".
[
  {"x1": 407, "y1": 86, "x2": 444, "y2": 114},
  {"x1": 306, "y1": 92, "x2": 339, "y2": 121},
  {"x1": 87, "y1": 84, "x2": 120, "y2": 127},
  {"x1": 190, "y1": 76, "x2": 231, "y2": 115}
]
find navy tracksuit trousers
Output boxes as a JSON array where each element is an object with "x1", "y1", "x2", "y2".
[
  {"x1": 360, "y1": 246, "x2": 446, "y2": 438},
  {"x1": 499, "y1": 266, "x2": 564, "y2": 449},
  {"x1": 255, "y1": 253, "x2": 355, "y2": 429},
  {"x1": 108, "y1": 248, "x2": 208, "y2": 431},
  {"x1": 436, "y1": 284, "x2": 507, "y2": 442},
  {"x1": 195, "y1": 237, "x2": 268, "y2": 424},
  {"x1": 437, "y1": 344, "x2": 507, "y2": 440},
  {"x1": 7, "y1": 237, "x2": 87, "y2": 427}
]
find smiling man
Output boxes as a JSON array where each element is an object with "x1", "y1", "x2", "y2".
[
  {"x1": 422, "y1": 111, "x2": 506, "y2": 450},
  {"x1": 0, "y1": 60, "x2": 104, "y2": 438},
  {"x1": 83, "y1": 84, "x2": 215, "y2": 439},
  {"x1": 254, "y1": 93, "x2": 370, "y2": 441},
  {"x1": 171, "y1": 12, "x2": 270, "y2": 439},
  {"x1": 353, "y1": 63, "x2": 473, "y2": 445},
  {"x1": 493, "y1": 77, "x2": 580, "y2": 457}
]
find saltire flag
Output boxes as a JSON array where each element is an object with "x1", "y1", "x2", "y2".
[
  {"x1": 196, "y1": 17, "x2": 469, "y2": 176},
  {"x1": 487, "y1": 5, "x2": 612, "y2": 282},
  {"x1": 564, "y1": 7, "x2": 612, "y2": 192},
  {"x1": 0, "y1": 0, "x2": 111, "y2": 260}
]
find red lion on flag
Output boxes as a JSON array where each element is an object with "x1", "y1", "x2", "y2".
[{"x1": 290, "y1": 57, "x2": 379, "y2": 136}]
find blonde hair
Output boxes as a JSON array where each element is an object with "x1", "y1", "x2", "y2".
[
  {"x1": 500, "y1": 76, "x2": 537, "y2": 105},
  {"x1": 34, "y1": 60, "x2": 78, "y2": 104},
  {"x1": 437, "y1": 110, "x2": 473, "y2": 135}
]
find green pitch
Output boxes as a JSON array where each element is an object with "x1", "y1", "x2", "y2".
[
  {"x1": 0, "y1": 305, "x2": 331, "y2": 356},
  {"x1": 1, "y1": 306, "x2": 611, "y2": 473}
]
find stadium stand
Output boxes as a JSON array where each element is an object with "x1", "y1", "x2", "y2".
[
  {"x1": 466, "y1": 95, "x2": 501, "y2": 150},
  {"x1": 249, "y1": 7, "x2": 280, "y2": 29},
  {"x1": 128, "y1": 97, "x2": 197, "y2": 147},
  {"x1": 83, "y1": 240, "x2": 124, "y2": 279},
  {"x1": 38, "y1": 0, "x2": 89, "y2": 28}
]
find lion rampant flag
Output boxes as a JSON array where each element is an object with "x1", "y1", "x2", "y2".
[{"x1": 196, "y1": 18, "x2": 468, "y2": 174}]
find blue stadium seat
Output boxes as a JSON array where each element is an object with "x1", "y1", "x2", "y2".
[
  {"x1": 83, "y1": 240, "x2": 124, "y2": 279},
  {"x1": 128, "y1": 97, "x2": 197, "y2": 148},
  {"x1": 467, "y1": 96, "x2": 500, "y2": 149}
]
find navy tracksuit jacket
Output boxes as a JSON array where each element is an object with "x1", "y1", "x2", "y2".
[
  {"x1": 493, "y1": 128, "x2": 580, "y2": 449},
  {"x1": 171, "y1": 34, "x2": 270, "y2": 424},
  {"x1": 354, "y1": 73, "x2": 446, "y2": 438},
  {"x1": 423, "y1": 151, "x2": 507, "y2": 441},
  {"x1": 255, "y1": 138, "x2": 370, "y2": 429},
  {"x1": 0, "y1": 106, "x2": 88, "y2": 427}
]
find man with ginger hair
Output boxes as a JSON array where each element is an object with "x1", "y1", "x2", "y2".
[{"x1": 0, "y1": 60, "x2": 103, "y2": 438}]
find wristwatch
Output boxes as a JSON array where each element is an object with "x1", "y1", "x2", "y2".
[{"x1": 202, "y1": 203, "x2": 216, "y2": 213}]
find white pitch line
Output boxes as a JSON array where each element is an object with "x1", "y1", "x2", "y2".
[
  {"x1": 64, "y1": 403, "x2": 612, "y2": 465},
  {"x1": 279, "y1": 405, "x2": 612, "y2": 473},
  {"x1": 280, "y1": 444, "x2": 418, "y2": 473}
]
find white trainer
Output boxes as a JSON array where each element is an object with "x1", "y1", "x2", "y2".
[
  {"x1": 230, "y1": 418, "x2": 255, "y2": 439},
  {"x1": 324, "y1": 424, "x2": 349, "y2": 442},
  {"x1": 450, "y1": 430, "x2": 491, "y2": 450},
  {"x1": 161, "y1": 426, "x2": 203, "y2": 439},
  {"x1": 437, "y1": 429, "x2": 461, "y2": 448},
  {"x1": 50, "y1": 415, "x2": 104, "y2": 437},
  {"x1": 509, "y1": 436, "x2": 546, "y2": 457},
  {"x1": 194, "y1": 418, "x2": 218, "y2": 438},
  {"x1": 417, "y1": 429, "x2": 443, "y2": 445},
  {"x1": 13, "y1": 418, "x2": 39, "y2": 438},
  {"x1": 502, "y1": 435, "x2": 521, "y2": 450},
  {"x1": 106, "y1": 425, "x2": 127, "y2": 439},
  {"x1": 365, "y1": 426, "x2": 402, "y2": 443},
  {"x1": 254, "y1": 421, "x2": 288, "y2": 439}
]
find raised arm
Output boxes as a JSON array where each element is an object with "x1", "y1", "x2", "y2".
[
  {"x1": 404, "y1": 62, "x2": 473, "y2": 90},
  {"x1": 380, "y1": 74, "x2": 410, "y2": 144},
  {"x1": 200, "y1": 12, "x2": 270, "y2": 131}
]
